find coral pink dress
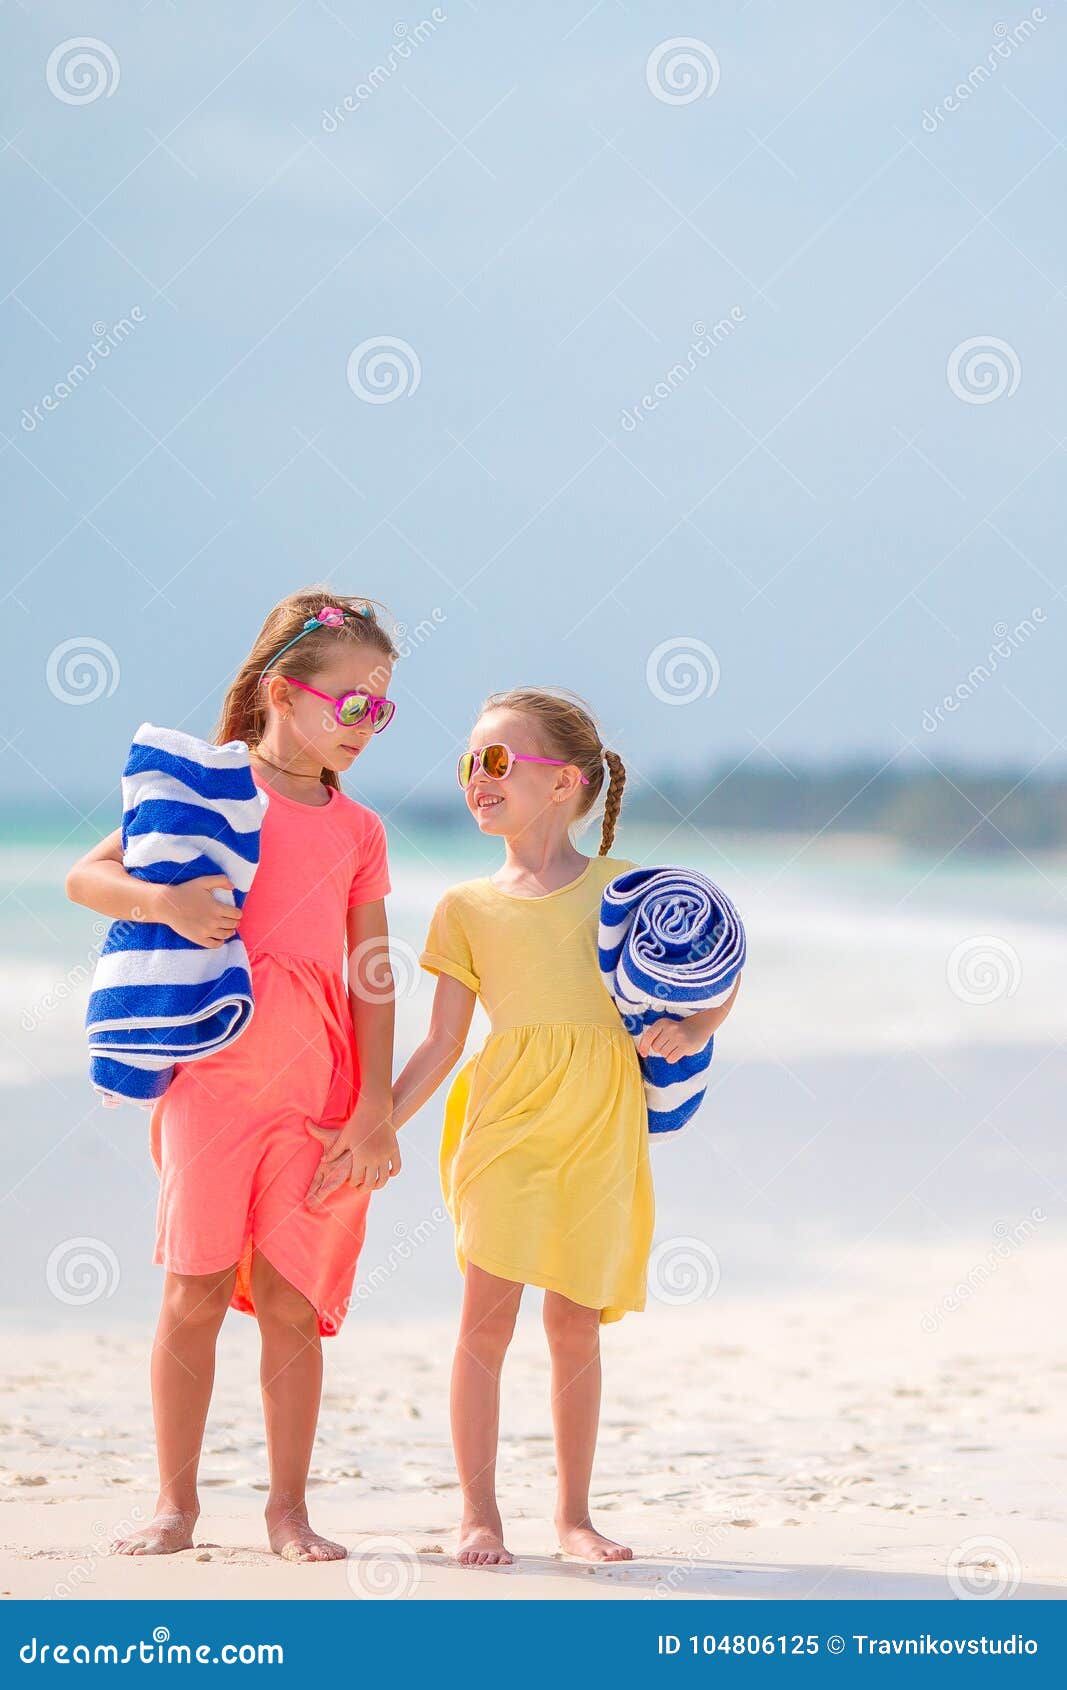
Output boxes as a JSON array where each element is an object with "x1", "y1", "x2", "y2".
[{"x1": 149, "y1": 769, "x2": 390, "y2": 1336}]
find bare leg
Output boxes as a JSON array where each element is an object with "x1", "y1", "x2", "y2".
[
  {"x1": 252, "y1": 1252, "x2": 344, "y2": 1563},
  {"x1": 544, "y1": 1291, "x2": 632, "y2": 1562},
  {"x1": 112, "y1": 1266, "x2": 236, "y2": 1555},
  {"x1": 451, "y1": 1263, "x2": 523, "y2": 1565}
]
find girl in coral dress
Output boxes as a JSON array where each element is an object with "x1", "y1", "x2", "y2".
[{"x1": 66, "y1": 590, "x2": 401, "y2": 1563}]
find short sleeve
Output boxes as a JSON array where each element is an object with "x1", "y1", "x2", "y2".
[
  {"x1": 347, "y1": 812, "x2": 391, "y2": 908},
  {"x1": 420, "y1": 891, "x2": 480, "y2": 993}
]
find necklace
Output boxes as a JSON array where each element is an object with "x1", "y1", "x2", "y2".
[{"x1": 250, "y1": 747, "x2": 322, "y2": 780}]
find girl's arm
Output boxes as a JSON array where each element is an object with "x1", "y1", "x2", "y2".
[
  {"x1": 345, "y1": 897, "x2": 395, "y2": 1122},
  {"x1": 638, "y1": 974, "x2": 742, "y2": 1062},
  {"x1": 392, "y1": 972, "x2": 476, "y2": 1131},
  {"x1": 307, "y1": 898, "x2": 400, "y2": 1204},
  {"x1": 65, "y1": 828, "x2": 240, "y2": 947}
]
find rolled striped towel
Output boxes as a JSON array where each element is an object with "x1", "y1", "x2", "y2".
[
  {"x1": 85, "y1": 724, "x2": 268, "y2": 1106},
  {"x1": 598, "y1": 866, "x2": 746, "y2": 1136}
]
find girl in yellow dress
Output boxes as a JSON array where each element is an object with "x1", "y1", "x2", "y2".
[{"x1": 392, "y1": 688, "x2": 736, "y2": 1566}]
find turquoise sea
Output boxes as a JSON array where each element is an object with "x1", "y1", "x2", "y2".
[{"x1": 2, "y1": 815, "x2": 1065, "y2": 1330}]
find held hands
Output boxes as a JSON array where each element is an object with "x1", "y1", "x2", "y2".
[
  {"x1": 305, "y1": 1095, "x2": 402, "y2": 1208},
  {"x1": 635, "y1": 1015, "x2": 712, "y2": 1064},
  {"x1": 149, "y1": 876, "x2": 241, "y2": 948}
]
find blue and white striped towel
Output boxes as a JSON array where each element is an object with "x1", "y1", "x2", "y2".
[
  {"x1": 85, "y1": 723, "x2": 268, "y2": 1107},
  {"x1": 598, "y1": 867, "x2": 746, "y2": 1136}
]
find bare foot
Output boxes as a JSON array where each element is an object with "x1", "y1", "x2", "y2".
[
  {"x1": 456, "y1": 1514, "x2": 513, "y2": 1567},
  {"x1": 265, "y1": 1503, "x2": 346, "y2": 1563},
  {"x1": 112, "y1": 1506, "x2": 198, "y2": 1556},
  {"x1": 557, "y1": 1518, "x2": 633, "y2": 1562}
]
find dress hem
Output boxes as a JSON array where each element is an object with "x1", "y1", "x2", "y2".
[
  {"x1": 153, "y1": 1240, "x2": 351, "y2": 1338},
  {"x1": 459, "y1": 1245, "x2": 644, "y2": 1324}
]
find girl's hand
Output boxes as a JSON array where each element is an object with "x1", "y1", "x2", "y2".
[
  {"x1": 636, "y1": 1016, "x2": 711, "y2": 1064},
  {"x1": 152, "y1": 876, "x2": 241, "y2": 947},
  {"x1": 305, "y1": 1098, "x2": 401, "y2": 1207}
]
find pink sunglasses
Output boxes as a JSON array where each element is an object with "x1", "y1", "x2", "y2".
[
  {"x1": 269, "y1": 675, "x2": 396, "y2": 733},
  {"x1": 458, "y1": 743, "x2": 591, "y2": 788}
]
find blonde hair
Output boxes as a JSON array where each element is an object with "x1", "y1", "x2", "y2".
[
  {"x1": 214, "y1": 587, "x2": 398, "y2": 792},
  {"x1": 478, "y1": 686, "x2": 626, "y2": 855}
]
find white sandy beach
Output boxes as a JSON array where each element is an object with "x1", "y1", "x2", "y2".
[{"x1": 2, "y1": 1239, "x2": 1064, "y2": 1602}]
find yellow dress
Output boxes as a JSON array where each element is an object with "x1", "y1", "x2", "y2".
[{"x1": 419, "y1": 855, "x2": 654, "y2": 1323}]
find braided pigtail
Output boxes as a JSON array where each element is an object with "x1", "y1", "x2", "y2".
[{"x1": 598, "y1": 750, "x2": 626, "y2": 856}]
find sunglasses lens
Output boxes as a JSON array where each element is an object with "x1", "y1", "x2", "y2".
[
  {"x1": 457, "y1": 752, "x2": 475, "y2": 788},
  {"x1": 482, "y1": 744, "x2": 510, "y2": 779},
  {"x1": 338, "y1": 694, "x2": 371, "y2": 727},
  {"x1": 371, "y1": 699, "x2": 395, "y2": 734}
]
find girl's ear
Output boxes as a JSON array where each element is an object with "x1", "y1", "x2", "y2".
[
  {"x1": 555, "y1": 764, "x2": 586, "y2": 802},
  {"x1": 262, "y1": 674, "x2": 291, "y2": 714}
]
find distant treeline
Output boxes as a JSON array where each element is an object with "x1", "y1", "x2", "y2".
[
  {"x1": 10, "y1": 759, "x2": 1067, "y2": 856},
  {"x1": 633, "y1": 760, "x2": 1067, "y2": 855},
  {"x1": 397, "y1": 759, "x2": 1067, "y2": 856}
]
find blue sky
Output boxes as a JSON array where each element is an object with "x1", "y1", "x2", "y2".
[{"x1": 3, "y1": 0, "x2": 1065, "y2": 815}]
